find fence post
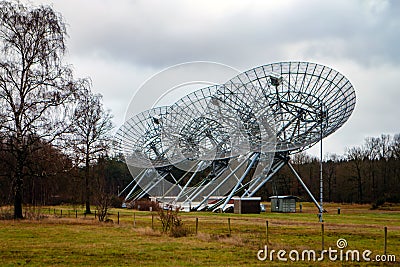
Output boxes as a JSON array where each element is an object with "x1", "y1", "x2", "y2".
[
  {"x1": 384, "y1": 226, "x2": 387, "y2": 255},
  {"x1": 195, "y1": 218, "x2": 199, "y2": 235},
  {"x1": 133, "y1": 213, "x2": 136, "y2": 227},
  {"x1": 60, "y1": 210, "x2": 62, "y2": 218},
  {"x1": 75, "y1": 210, "x2": 78, "y2": 218},
  {"x1": 266, "y1": 220, "x2": 269, "y2": 244},
  {"x1": 228, "y1": 218, "x2": 231, "y2": 236},
  {"x1": 118, "y1": 212, "x2": 120, "y2": 224},
  {"x1": 321, "y1": 223, "x2": 325, "y2": 251},
  {"x1": 151, "y1": 213, "x2": 154, "y2": 230},
  {"x1": 94, "y1": 210, "x2": 97, "y2": 219}
]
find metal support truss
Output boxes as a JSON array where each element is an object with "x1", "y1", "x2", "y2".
[
  {"x1": 286, "y1": 161, "x2": 322, "y2": 211},
  {"x1": 243, "y1": 156, "x2": 286, "y2": 197},
  {"x1": 134, "y1": 172, "x2": 169, "y2": 200},
  {"x1": 120, "y1": 169, "x2": 146, "y2": 201},
  {"x1": 164, "y1": 162, "x2": 204, "y2": 203},
  {"x1": 204, "y1": 152, "x2": 322, "y2": 212},
  {"x1": 205, "y1": 155, "x2": 285, "y2": 212},
  {"x1": 246, "y1": 153, "x2": 322, "y2": 211},
  {"x1": 220, "y1": 153, "x2": 259, "y2": 210},
  {"x1": 180, "y1": 160, "x2": 230, "y2": 205},
  {"x1": 192, "y1": 153, "x2": 252, "y2": 210}
]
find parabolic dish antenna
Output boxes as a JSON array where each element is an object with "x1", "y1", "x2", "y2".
[
  {"x1": 116, "y1": 61, "x2": 356, "y2": 211},
  {"x1": 161, "y1": 83, "x2": 277, "y2": 162},
  {"x1": 225, "y1": 61, "x2": 356, "y2": 152},
  {"x1": 115, "y1": 105, "x2": 271, "y2": 206},
  {"x1": 114, "y1": 106, "x2": 172, "y2": 168}
]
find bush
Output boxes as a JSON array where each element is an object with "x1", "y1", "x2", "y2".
[
  {"x1": 0, "y1": 206, "x2": 13, "y2": 220},
  {"x1": 95, "y1": 192, "x2": 113, "y2": 222},
  {"x1": 158, "y1": 207, "x2": 191, "y2": 237},
  {"x1": 0, "y1": 205, "x2": 47, "y2": 220},
  {"x1": 24, "y1": 205, "x2": 47, "y2": 220},
  {"x1": 386, "y1": 194, "x2": 400, "y2": 203},
  {"x1": 371, "y1": 197, "x2": 386, "y2": 209},
  {"x1": 170, "y1": 222, "x2": 191, "y2": 238},
  {"x1": 128, "y1": 199, "x2": 160, "y2": 211},
  {"x1": 110, "y1": 196, "x2": 123, "y2": 208}
]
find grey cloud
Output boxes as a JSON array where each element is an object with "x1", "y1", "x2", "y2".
[
  {"x1": 25, "y1": 0, "x2": 400, "y2": 157},
  {"x1": 52, "y1": 0, "x2": 400, "y2": 68}
]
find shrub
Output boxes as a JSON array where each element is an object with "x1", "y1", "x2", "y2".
[
  {"x1": 371, "y1": 197, "x2": 386, "y2": 209},
  {"x1": 158, "y1": 207, "x2": 191, "y2": 237},
  {"x1": 0, "y1": 206, "x2": 13, "y2": 220},
  {"x1": 128, "y1": 199, "x2": 160, "y2": 211},
  {"x1": 110, "y1": 196, "x2": 123, "y2": 208},
  {"x1": 24, "y1": 205, "x2": 47, "y2": 220},
  {"x1": 95, "y1": 192, "x2": 113, "y2": 222}
]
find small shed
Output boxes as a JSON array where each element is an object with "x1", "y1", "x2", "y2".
[
  {"x1": 269, "y1": 196, "x2": 299, "y2": 213},
  {"x1": 233, "y1": 197, "x2": 261, "y2": 214}
]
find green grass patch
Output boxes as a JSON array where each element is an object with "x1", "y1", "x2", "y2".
[{"x1": 0, "y1": 203, "x2": 399, "y2": 266}]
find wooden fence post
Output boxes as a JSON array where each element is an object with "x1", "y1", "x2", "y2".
[
  {"x1": 321, "y1": 223, "x2": 325, "y2": 251},
  {"x1": 384, "y1": 226, "x2": 387, "y2": 255}
]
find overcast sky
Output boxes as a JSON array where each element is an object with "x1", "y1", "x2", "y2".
[{"x1": 27, "y1": 0, "x2": 400, "y2": 157}]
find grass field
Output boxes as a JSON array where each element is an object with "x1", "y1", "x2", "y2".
[{"x1": 0, "y1": 203, "x2": 399, "y2": 266}]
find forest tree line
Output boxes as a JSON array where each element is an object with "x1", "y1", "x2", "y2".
[
  {"x1": 1, "y1": 1, "x2": 399, "y2": 220},
  {"x1": 262, "y1": 134, "x2": 400, "y2": 205},
  {"x1": 1, "y1": 133, "x2": 399, "y2": 211}
]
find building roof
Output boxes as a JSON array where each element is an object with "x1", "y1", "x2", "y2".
[{"x1": 269, "y1": 195, "x2": 300, "y2": 199}]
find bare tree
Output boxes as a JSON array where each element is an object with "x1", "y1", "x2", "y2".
[
  {"x1": 93, "y1": 157, "x2": 113, "y2": 222},
  {"x1": 393, "y1": 134, "x2": 400, "y2": 159},
  {"x1": 72, "y1": 85, "x2": 113, "y2": 214},
  {"x1": 324, "y1": 153, "x2": 340, "y2": 202},
  {"x1": 345, "y1": 146, "x2": 367, "y2": 203},
  {"x1": 0, "y1": 1, "x2": 80, "y2": 218}
]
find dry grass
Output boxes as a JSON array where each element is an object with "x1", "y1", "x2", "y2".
[{"x1": 134, "y1": 226, "x2": 162, "y2": 236}]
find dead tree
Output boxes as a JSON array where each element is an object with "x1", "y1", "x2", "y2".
[
  {"x1": 0, "y1": 1, "x2": 80, "y2": 218},
  {"x1": 71, "y1": 85, "x2": 113, "y2": 214}
]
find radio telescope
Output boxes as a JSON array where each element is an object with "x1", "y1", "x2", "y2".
[
  {"x1": 228, "y1": 62, "x2": 356, "y2": 210},
  {"x1": 116, "y1": 61, "x2": 355, "y2": 212},
  {"x1": 160, "y1": 84, "x2": 276, "y2": 210},
  {"x1": 225, "y1": 61, "x2": 355, "y2": 152},
  {"x1": 115, "y1": 104, "x2": 275, "y2": 209}
]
